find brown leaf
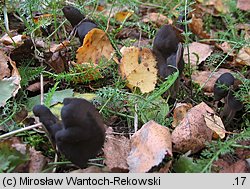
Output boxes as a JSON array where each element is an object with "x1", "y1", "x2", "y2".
[
  {"x1": 198, "y1": 0, "x2": 229, "y2": 14},
  {"x1": 204, "y1": 113, "x2": 226, "y2": 139},
  {"x1": 237, "y1": 0, "x2": 250, "y2": 11},
  {"x1": 191, "y1": 68, "x2": 232, "y2": 92},
  {"x1": 28, "y1": 147, "x2": 47, "y2": 173},
  {"x1": 76, "y1": 28, "x2": 118, "y2": 65},
  {"x1": 172, "y1": 102, "x2": 214, "y2": 154},
  {"x1": 45, "y1": 51, "x2": 67, "y2": 73},
  {"x1": 236, "y1": 46, "x2": 250, "y2": 66},
  {"x1": 104, "y1": 131, "x2": 131, "y2": 172},
  {"x1": 216, "y1": 42, "x2": 235, "y2": 56},
  {"x1": 127, "y1": 120, "x2": 172, "y2": 173},
  {"x1": 172, "y1": 103, "x2": 193, "y2": 128},
  {"x1": 119, "y1": 46, "x2": 157, "y2": 93},
  {"x1": 0, "y1": 32, "x2": 27, "y2": 46},
  {"x1": 235, "y1": 140, "x2": 250, "y2": 159},
  {"x1": 26, "y1": 81, "x2": 49, "y2": 92},
  {"x1": 0, "y1": 54, "x2": 21, "y2": 107},
  {"x1": 220, "y1": 160, "x2": 249, "y2": 173},
  {"x1": 188, "y1": 14, "x2": 210, "y2": 39},
  {"x1": 184, "y1": 42, "x2": 213, "y2": 66},
  {"x1": 0, "y1": 50, "x2": 11, "y2": 79},
  {"x1": 49, "y1": 40, "x2": 70, "y2": 53},
  {"x1": 142, "y1": 13, "x2": 171, "y2": 26}
]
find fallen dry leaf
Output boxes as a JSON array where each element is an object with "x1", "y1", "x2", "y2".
[
  {"x1": 198, "y1": 0, "x2": 230, "y2": 14},
  {"x1": 0, "y1": 32, "x2": 27, "y2": 46},
  {"x1": 237, "y1": 0, "x2": 250, "y2": 11},
  {"x1": 76, "y1": 28, "x2": 118, "y2": 65},
  {"x1": 217, "y1": 42, "x2": 235, "y2": 56},
  {"x1": 220, "y1": 160, "x2": 249, "y2": 173},
  {"x1": 172, "y1": 102, "x2": 214, "y2": 154},
  {"x1": 0, "y1": 50, "x2": 11, "y2": 79},
  {"x1": 114, "y1": 11, "x2": 133, "y2": 22},
  {"x1": 0, "y1": 52, "x2": 21, "y2": 107},
  {"x1": 142, "y1": 13, "x2": 170, "y2": 26},
  {"x1": 127, "y1": 120, "x2": 172, "y2": 173},
  {"x1": 172, "y1": 103, "x2": 193, "y2": 128},
  {"x1": 45, "y1": 51, "x2": 67, "y2": 73},
  {"x1": 235, "y1": 140, "x2": 250, "y2": 159},
  {"x1": 104, "y1": 130, "x2": 131, "y2": 172},
  {"x1": 191, "y1": 68, "x2": 232, "y2": 92},
  {"x1": 188, "y1": 14, "x2": 210, "y2": 39},
  {"x1": 28, "y1": 147, "x2": 47, "y2": 173},
  {"x1": 49, "y1": 40, "x2": 70, "y2": 53},
  {"x1": 26, "y1": 81, "x2": 49, "y2": 92},
  {"x1": 184, "y1": 42, "x2": 213, "y2": 66},
  {"x1": 236, "y1": 46, "x2": 250, "y2": 66},
  {"x1": 119, "y1": 46, "x2": 157, "y2": 93},
  {"x1": 204, "y1": 113, "x2": 226, "y2": 139}
]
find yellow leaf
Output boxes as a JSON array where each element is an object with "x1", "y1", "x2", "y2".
[
  {"x1": 119, "y1": 47, "x2": 157, "y2": 93},
  {"x1": 114, "y1": 11, "x2": 133, "y2": 22},
  {"x1": 76, "y1": 28, "x2": 118, "y2": 65},
  {"x1": 204, "y1": 113, "x2": 226, "y2": 139}
]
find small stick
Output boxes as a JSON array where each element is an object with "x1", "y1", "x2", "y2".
[{"x1": 0, "y1": 123, "x2": 43, "y2": 140}]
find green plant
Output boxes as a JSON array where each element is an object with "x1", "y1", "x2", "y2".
[
  {"x1": 0, "y1": 141, "x2": 28, "y2": 173},
  {"x1": 233, "y1": 74, "x2": 250, "y2": 112},
  {"x1": 199, "y1": 127, "x2": 250, "y2": 173},
  {"x1": 19, "y1": 64, "x2": 44, "y2": 87},
  {"x1": 173, "y1": 127, "x2": 250, "y2": 173}
]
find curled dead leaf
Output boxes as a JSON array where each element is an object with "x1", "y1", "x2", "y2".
[
  {"x1": 104, "y1": 131, "x2": 131, "y2": 172},
  {"x1": 236, "y1": 46, "x2": 250, "y2": 66},
  {"x1": 0, "y1": 50, "x2": 10, "y2": 79},
  {"x1": 172, "y1": 102, "x2": 214, "y2": 154},
  {"x1": 188, "y1": 14, "x2": 210, "y2": 39},
  {"x1": 172, "y1": 103, "x2": 193, "y2": 128},
  {"x1": 204, "y1": 113, "x2": 226, "y2": 139},
  {"x1": 0, "y1": 32, "x2": 27, "y2": 46},
  {"x1": 0, "y1": 51, "x2": 21, "y2": 107},
  {"x1": 49, "y1": 40, "x2": 70, "y2": 53},
  {"x1": 127, "y1": 120, "x2": 172, "y2": 173},
  {"x1": 217, "y1": 42, "x2": 235, "y2": 56}
]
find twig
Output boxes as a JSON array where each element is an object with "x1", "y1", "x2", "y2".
[{"x1": 0, "y1": 123, "x2": 43, "y2": 140}]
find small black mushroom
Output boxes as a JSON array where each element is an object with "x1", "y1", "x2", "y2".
[
  {"x1": 33, "y1": 98, "x2": 106, "y2": 168},
  {"x1": 152, "y1": 24, "x2": 184, "y2": 100},
  {"x1": 62, "y1": 6, "x2": 97, "y2": 44},
  {"x1": 220, "y1": 90, "x2": 243, "y2": 126},
  {"x1": 214, "y1": 73, "x2": 235, "y2": 101}
]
